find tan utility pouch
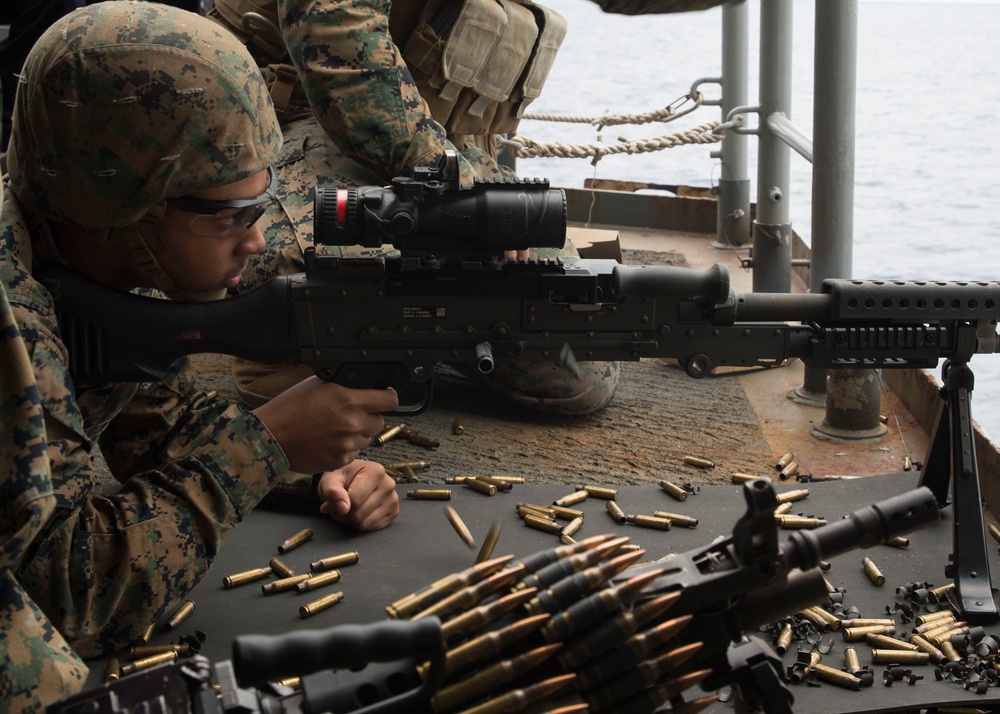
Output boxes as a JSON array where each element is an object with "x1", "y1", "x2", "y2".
[{"x1": 403, "y1": 0, "x2": 566, "y2": 136}]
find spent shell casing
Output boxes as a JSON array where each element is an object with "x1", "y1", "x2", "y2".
[
  {"x1": 120, "y1": 651, "x2": 178, "y2": 676},
  {"x1": 559, "y1": 534, "x2": 576, "y2": 545},
  {"x1": 464, "y1": 478, "x2": 497, "y2": 497},
  {"x1": 476, "y1": 521, "x2": 503, "y2": 564},
  {"x1": 866, "y1": 633, "x2": 919, "y2": 651},
  {"x1": 914, "y1": 610, "x2": 956, "y2": 626},
  {"x1": 939, "y1": 639, "x2": 962, "y2": 662},
  {"x1": 989, "y1": 523, "x2": 1000, "y2": 545},
  {"x1": 277, "y1": 527, "x2": 313, "y2": 554},
  {"x1": 915, "y1": 616, "x2": 959, "y2": 635},
  {"x1": 731, "y1": 472, "x2": 760, "y2": 484},
  {"x1": 909, "y1": 634, "x2": 946, "y2": 662},
  {"x1": 576, "y1": 485, "x2": 618, "y2": 500},
  {"x1": 606, "y1": 501, "x2": 627, "y2": 525},
  {"x1": 928, "y1": 582, "x2": 954, "y2": 598},
  {"x1": 474, "y1": 476, "x2": 513, "y2": 491},
  {"x1": 105, "y1": 658, "x2": 121, "y2": 682},
  {"x1": 884, "y1": 535, "x2": 910, "y2": 548},
  {"x1": 524, "y1": 513, "x2": 565, "y2": 535},
  {"x1": 775, "y1": 488, "x2": 809, "y2": 503},
  {"x1": 774, "y1": 502, "x2": 793, "y2": 515},
  {"x1": 561, "y1": 516, "x2": 585, "y2": 538},
  {"x1": 445, "y1": 506, "x2": 476, "y2": 548},
  {"x1": 844, "y1": 647, "x2": 861, "y2": 674},
  {"x1": 658, "y1": 480, "x2": 687, "y2": 501},
  {"x1": 805, "y1": 606, "x2": 841, "y2": 630},
  {"x1": 135, "y1": 622, "x2": 156, "y2": 646},
  {"x1": 841, "y1": 618, "x2": 894, "y2": 628},
  {"x1": 811, "y1": 663, "x2": 862, "y2": 690},
  {"x1": 406, "y1": 488, "x2": 451, "y2": 500},
  {"x1": 517, "y1": 505, "x2": 556, "y2": 522},
  {"x1": 165, "y1": 600, "x2": 195, "y2": 631},
  {"x1": 269, "y1": 558, "x2": 294, "y2": 578},
  {"x1": 862, "y1": 556, "x2": 886, "y2": 586},
  {"x1": 553, "y1": 490, "x2": 589, "y2": 507},
  {"x1": 453, "y1": 417, "x2": 465, "y2": 435},
  {"x1": 262, "y1": 573, "x2": 312, "y2": 594},
  {"x1": 273, "y1": 677, "x2": 301, "y2": 689},
  {"x1": 310, "y1": 551, "x2": 359, "y2": 572},
  {"x1": 775, "y1": 623, "x2": 793, "y2": 654},
  {"x1": 843, "y1": 625, "x2": 896, "y2": 641},
  {"x1": 495, "y1": 476, "x2": 525, "y2": 484},
  {"x1": 300, "y1": 591, "x2": 345, "y2": 618},
  {"x1": 296, "y1": 569, "x2": 342, "y2": 593},
  {"x1": 223, "y1": 567, "x2": 273, "y2": 589},
  {"x1": 776, "y1": 515, "x2": 827, "y2": 529},
  {"x1": 779, "y1": 461, "x2": 800, "y2": 480},
  {"x1": 387, "y1": 461, "x2": 431, "y2": 471},
  {"x1": 550, "y1": 505, "x2": 585, "y2": 520},
  {"x1": 373, "y1": 423, "x2": 406, "y2": 446},
  {"x1": 402, "y1": 428, "x2": 439, "y2": 448},
  {"x1": 627, "y1": 514, "x2": 672, "y2": 531},
  {"x1": 130, "y1": 643, "x2": 190, "y2": 660},
  {"x1": 445, "y1": 476, "x2": 473, "y2": 484},
  {"x1": 683, "y1": 456, "x2": 715, "y2": 469},
  {"x1": 870, "y1": 649, "x2": 931, "y2": 665},
  {"x1": 776, "y1": 452, "x2": 795, "y2": 470},
  {"x1": 653, "y1": 511, "x2": 698, "y2": 528},
  {"x1": 516, "y1": 503, "x2": 558, "y2": 519}
]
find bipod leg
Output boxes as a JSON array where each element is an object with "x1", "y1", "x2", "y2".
[{"x1": 918, "y1": 360, "x2": 998, "y2": 624}]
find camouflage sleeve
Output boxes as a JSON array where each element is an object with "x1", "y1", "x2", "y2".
[
  {"x1": 587, "y1": 0, "x2": 732, "y2": 14},
  {"x1": 277, "y1": 0, "x2": 488, "y2": 185}
]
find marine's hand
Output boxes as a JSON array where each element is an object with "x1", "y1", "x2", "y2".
[
  {"x1": 318, "y1": 459, "x2": 399, "y2": 531},
  {"x1": 253, "y1": 378, "x2": 399, "y2": 474}
]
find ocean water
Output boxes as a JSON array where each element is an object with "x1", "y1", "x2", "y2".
[{"x1": 513, "y1": 0, "x2": 1000, "y2": 439}]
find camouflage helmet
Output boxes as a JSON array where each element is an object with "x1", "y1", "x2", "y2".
[{"x1": 7, "y1": 0, "x2": 282, "y2": 228}]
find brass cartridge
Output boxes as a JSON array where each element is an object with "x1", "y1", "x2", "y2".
[
  {"x1": 135, "y1": 622, "x2": 156, "y2": 646},
  {"x1": 105, "y1": 658, "x2": 121, "y2": 682},
  {"x1": 779, "y1": 461, "x2": 800, "y2": 480},
  {"x1": 774, "y1": 502, "x2": 793, "y2": 515},
  {"x1": 553, "y1": 490, "x2": 589, "y2": 508},
  {"x1": 120, "y1": 650, "x2": 178, "y2": 676},
  {"x1": 843, "y1": 625, "x2": 896, "y2": 641},
  {"x1": 373, "y1": 423, "x2": 405, "y2": 446},
  {"x1": 517, "y1": 505, "x2": 556, "y2": 521},
  {"x1": 862, "y1": 556, "x2": 886, "y2": 586},
  {"x1": 445, "y1": 506, "x2": 476, "y2": 548},
  {"x1": 627, "y1": 514, "x2": 672, "y2": 531},
  {"x1": 475, "y1": 476, "x2": 513, "y2": 491},
  {"x1": 776, "y1": 452, "x2": 795, "y2": 470},
  {"x1": 914, "y1": 614, "x2": 957, "y2": 633},
  {"x1": 310, "y1": 551, "x2": 360, "y2": 572},
  {"x1": 130, "y1": 643, "x2": 191, "y2": 660},
  {"x1": 870, "y1": 649, "x2": 931, "y2": 665},
  {"x1": 406, "y1": 489, "x2": 452, "y2": 500},
  {"x1": 776, "y1": 515, "x2": 827, "y2": 529},
  {"x1": 300, "y1": 591, "x2": 345, "y2": 618},
  {"x1": 465, "y1": 478, "x2": 497, "y2": 497},
  {"x1": 524, "y1": 514, "x2": 564, "y2": 535},
  {"x1": 516, "y1": 503, "x2": 558, "y2": 519},
  {"x1": 165, "y1": 600, "x2": 195, "y2": 631},
  {"x1": 606, "y1": 501, "x2": 627, "y2": 525},
  {"x1": 550, "y1": 506, "x2": 585, "y2": 520},
  {"x1": 296, "y1": 569, "x2": 342, "y2": 593},
  {"x1": 476, "y1": 521, "x2": 502, "y2": 564},
  {"x1": 811, "y1": 663, "x2": 862, "y2": 690},
  {"x1": 262, "y1": 573, "x2": 311, "y2": 595},
  {"x1": 387, "y1": 461, "x2": 431, "y2": 471},
  {"x1": 453, "y1": 417, "x2": 465, "y2": 435},
  {"x1": 273, "y1": 677, "x2": 301, "y2": 689},
  {"x1": 841, "y1": 618, "x2": 894, "y2": 628},
  {"x1": 561, "y1": 516, "x2": 585, "y2": 538},
  {"x1": 559, "y1": 534, "x2": 577, "y2": 545},
  {"x1": 576, "y1": 485, "x2": 618, "y2": 500},
  {"x1": 938, "y1": 639, "x2": 962, "y2": 662},
  {"x1": 928, "y1": 582, "x2": 954, "y2": 598},
  {"x1": 775, "y1": 488, "x2": 809, "y2": 504},
  {"x1": 496, "y1": 476, "x2": 525, "y2": 484},
  {"x1": 223, "y1": 567, "x2": 273, "y2": 589},
  {"x1": 683, "y1": 456, "x2": 715, "y2": 469},
  {"x1": 989, "y1": 523, "x2": 1000, "y2": 544},
  {"x1": 658, "y1": 480, "x2": 687, "y2": 501},
  {"x1": 445, "y1": 476, "x2": 473, "y2": 484},
  {"x1": 775, "y1": 623, "x2": 793, "y2": 654},
  {"x1": 866, "y1": 633, "x2": 919, "y2": 651},
  {"x1": 269, "y1": 558, "x2": 294, "y2": 578},
  {"x1": 914, "y1": 609, "x2": 956, "y2": 626},
  {"x1": 731, "y1": 472, "x2": 760, "y2": 484},
  {"x1": 884, "y1": 536, "x2": 910, "y2": 548},
  {"x1": 909, "y1": 634, "x2": 946, "y2": 662},
  {"x1": 653, "y1": 511, "x2": 698, "y2": 528},
  {"x1": 844, "y1": 647, "x2": 861, "y2": 674},
  {"x1": 402, "y1": 429, "x2": 439, "y2": 448},
  {"x1": 803, "y1": 606, "x2": 840, "y2": 630},
  {"x1": 277, "y1": 527, "x2": 313, "y2": 554}
]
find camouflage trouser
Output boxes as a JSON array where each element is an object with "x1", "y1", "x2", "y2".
[{"x1": 241, "y1": 117, "x2": 619, "y2": 415}]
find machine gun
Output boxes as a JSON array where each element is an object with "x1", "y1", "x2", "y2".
[{"x1": 48, "y1": 482, "x2": 940, "y2": 714}]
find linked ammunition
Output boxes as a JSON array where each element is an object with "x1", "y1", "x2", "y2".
[
  {"x1": 561, "y1": 516, "x2": 584, "y2": 538},
  {"x1": 731, "y1": 472, "x2": 760, "y2": 484},
  {"x1": 299, "y1": 591, "x2": 345, "y2": 618},
  {"x1": 440, "y1": 587, "x2": 538, "y2": 640},
  {"x1": 553, "y1": 490, "x2": 589, "y2": 507},
  {"x1": 269, "y1": 558, "x2": 294, "y2": 578},
  {"x1": 909, "y1": 633, "x2": 946, "y2": 662},
  {"x1": 550, "y1": 505, "x2": 585, "y2": 520},
  {"x1": 105, "y1": 659, "x2": 121, "y2": 682},
  {"x1": 223, "y1": 567, "x2": 273, "y2": 589},
  {"x1": 866, "y1": 633, "x2": 919, "y2": 651},
  {"x1": 406, "y1": 488, "x2": 451, "y2": 500},
  {"x1": 296, "y1": 569, "x2": 342, "y2": 593},
  {"x1": 811, "y1": 663, "x2": 863, "y2": 690},
  {"x1": 475, "y1": 520, "x2": 502, "y2": 564},
  {"x1": 412, "y1": 565, "x2": 526, "y2": 620},
  {"x1": 870, "y1": 649, "x2": 931, "y2": 665},
  {"x1": 653, "y1": 511, "x2": 698, "y2": 528},
  {"x1": 775, "y1": 488, "x2": 809, "y2": 503},
  {"x1": 165, "y1": 600, "x2": 196, "y2": 631},
  {"x1": 593, "y1": 670, "x2": 711, "y2": 713},
  {"x1": 445, "y1": 505, "x2": 476, "y2": 548},
  {"x1": 658, "y1": 480, "x2": 687, "y2": 501},
  {"x1": 474, "y1": 476, "x2": 513, "y2": 491},
  {"x1": 310, "y1": 551, "x2": 359, "y2": 572},
  {"x1": 373, "y1": 423, "x2": 406, "y2": 446},
  {"x1": 526, "y1": 550, "x2": 645, "y2": 617},
  {"x1": 402, "y1": 428, "x2": 439, "y2": 448},
  {"x1": 776, "y1": 452, "x2": 795, "y2": 470},
  {"x1": 515, "y1": 537, "x2": 630, "y2": 592},
  {"x1": 457, "y1": 674, "x2": 576, "y2": 714},
  {"x1": 130, "y1": 643, "x2": 190, "y2": 659},
  {"x1": 844, "y1": 647, "x2": 861, "y2": 673},
  {"x1": 386, "y1": 554, "x2": 514, "y2": 619},
  {"x1": 524, "y1": 513, "x2": 564, "y2": 535},
  {"x1": 626, "y1": 514, "x2": 672, "y2": 531},
  {"x1": 542, "y1": 569, "x2": 663, "y2": 643},
  {"x1": 120, "y1": 651, "x2": 178, "y2": 676},
  {"x1": 575, "y1": 485, "x2": 618, "y2": 500},
  {"x1": 606, "y1": 501, "x2": 627, "y2": 524},
  {"x1": 843, "y1": 625, "x2": 896, "y2": 641},
  {"x1": 387, "y1": 461, "x2": 431, "y2": 472},
  {"x1": 261, "y1": 573, "x2": 311, "y2": 595},
  {"x1": 862, "y1": 556, "x2": 886, "y2": 586},
  {"x1": 514, "y1": 535, "x2": 616, "y2": 579},
  {"x1": 683, "y1": 456, "x2": 715, "y2": 469},
  {"x1": 443, "y1": 614, "x2": 549, "y2": 677},
  {"x1": 277, "y1": 527, "x2": 313, "y2": 554},
  {"x1": 775, "y1": 622, "x2": 793, "y2": 654},
  {"x1": 779, "y1": 461, "x2": 800, "y2": 480},
  {"x1": 453, "y1": 417, "x2": 465, "y2": 435},
  {"x1": 135, "y1": 622, "x2": 156, "y2": 646},
  {"x1": 464, "y1": 478, "x2": 497, "y2": 497}
]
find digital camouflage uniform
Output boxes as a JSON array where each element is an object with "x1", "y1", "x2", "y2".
[
  {"x1": 215, "y1": 0, "x2": 620, "y2": 415},
  {"x1": 0, "y1": 4, "x2": 289, "y2": 705}
]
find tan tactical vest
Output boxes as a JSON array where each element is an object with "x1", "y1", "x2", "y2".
[{"x1": 211, "y1": 0, "x2": 566, "y2": 137}]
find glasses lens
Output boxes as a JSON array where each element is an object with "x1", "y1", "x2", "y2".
[{"x1": 188, "y1": 204, "x2": 269, "y2": 237}]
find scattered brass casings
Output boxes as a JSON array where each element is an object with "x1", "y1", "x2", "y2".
[
  {"x1": 445, "y1": 476, "x2": 473, "y2": 484},
  {"x1": 262, "y1": 573, "x2": 311, "y2": 595},
  {"x1": 866, "y1": 633, "x2": 919, "y2": 651},
  {"x1": 445, "y1": 506, "x2": 476, "y2": 548},
  {"x1": 562, "y1": 516, "x2": 585, "y2": 538},
  {"x1": 402, "y1": 428, "x2": 439, "y2": 449},
  {"x1": 779, "y1": 461, "x2": 800, "y2": 480},
  {"x1": 658, "y1": 480, "x2": 687, "y2": 501},
  {"x1": 517, "y1": 502, "x2": 558, "y2": 520},
  {"x1": 296, "y1": 569, "x2": 342, "y2": 593},
  {"x1": 524, "y1": 513, "x2": 564, "y2": 535},
  {"x1": 406, "y1": 489, "x2": 451, "y2": 500},
  {"x1": 105, "y1": 658, "x2": 121, "y2": 682},
  {"x1": 310, "y1": 551, "x2": 359, "y2": 572},
  {"x1": 776, "y1": 452, "x2": 795, "y2": 470},
  {"x1": 653, "y1": 511, "x2": 698, "y2": 528},
  {"x1": 843, "y1": 625, "x2": 896, "y2": 641},
  {"x1": 277, "y1": 527, "x2": 313, "y2": 554},
  {"x1": 135, "y1": 622, "x2": 156, "y2": 646},
  {"x1": 775, "y1": 488, "x2": 809, "y2": 504},
  {"x1": 844, "y1": 647, "x2": 861, "y2": 674},
  {"x1": 269, "y1": 558, "x2": 294, "y2": 578},
  {"x1": 373, "y1": 423, "x2": 406, "y2": 446},
  {"x1": 841, "y1": 618, "x2": 894, "y2": 628},
  {"x1": 914, "y1": 613, "x2": 957, "y2": 633},
  {"x1": 928, "y1": 582, "x2": 954, "y2": 598},
  {"x1": 938, "y1": 639, "x2": 962, "y2": 662},
  {"x1": 273, "y1": 677, "x2": 301, "y2": 689},
  {"x1": 731, "y1": 472, "x2": 760, "y2": 484},
  {"x1": 862, "y1": 556, "x2": 886, "y2": 586},
  {"x1": 223, "y1": 567, "x2": 273, "y2": 590},
  {"x1": 909, "y1": 633, "x2": 946, "y2": 662},
  {"x1": 551, "y1": 505, "x2": 585, "y2": 521},
  {"x1": 130, "y1": 643, "x2": 191, "y2": 660},
  {"x1": 300, "y1": 591, "x2": 345, "y2": 618},
  {"x1": 576, "y1": 485, "x2": 618, "y2": 500},
  {"x1": 120, "y1": 650, "x2": 177, "y2": 676},
  {"x1": 800, "y1": 607, "x2": 835, "y2": 631},
  {"x1": 465, "y1": 479, "x2": 497, "y2": 497},
  {"x1": 926, "y1": 623, "x2": 970, "y2": 646},
  {"x1": 870, "y1": 649, "x2": 930, "y2": 665},
  {"x1": 606, "y1": 501, "x2": 627, "y2": 525},
  {"x1": 476, "y1": 521, "x2": 503, "y2": 564},
  {"x1": 683, "y1": 456, "x2": 715, "y2": 469},
  {"x1": 453, "y1": 417, "x2": 465, "y2": 436},
  {"x1": 553, "y1": 490, "x2": 589, "y2": 508},
  {"x1": 627, "y1": 514, "x2": 672, "y2": 531},
  {"x1": 475, "y1": 476, "x2": 514, "y2": 492},
  {"x1": 811, "y1": 663, "x2": 863, "y2": 690},
  {"x1": 165, "y1": 600, "x2": 196, "y2": 631},
  {"x1": 914, "y1": 610, "x2": 955, "y2": 626}
]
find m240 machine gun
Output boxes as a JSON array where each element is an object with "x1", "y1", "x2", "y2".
[
  {"x1": 36, "y1": 153, "x2": 1000, "y2": 622},
  {"x1": 48, "y1": 482, "x2": 940, "y2": 714}
]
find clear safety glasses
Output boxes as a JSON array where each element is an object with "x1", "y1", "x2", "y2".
[{"x1": 166, "y1": 165, "x2": 278, "y2": 237}]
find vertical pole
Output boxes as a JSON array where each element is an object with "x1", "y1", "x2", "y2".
[
  {"x1": 751, "y1": 0, "x2": 794, "y2": 293},
  {"x1": 715, "y1": 0, "x2": 751, "y2": 248}
]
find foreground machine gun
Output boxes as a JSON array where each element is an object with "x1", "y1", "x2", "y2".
[
  {"x1": 37, "y1": 152, "x2": 1000, "y2": 621},
  {"x1": 49, "y1": 481, "x2": 939, "y2": 714}
]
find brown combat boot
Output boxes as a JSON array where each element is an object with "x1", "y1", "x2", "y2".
[{"x1": 232, "y1": 358, "x2": 313, "y2": 408}]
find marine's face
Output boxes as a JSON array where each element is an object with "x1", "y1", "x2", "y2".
[{"x1": 157, "y1": 167, "x2": 275, "y2": 292}]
